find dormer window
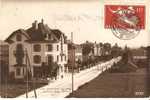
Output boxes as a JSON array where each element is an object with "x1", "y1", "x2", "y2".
[
  {"x1": 45, "y1": 34, "x2": 52, "y2": 40},
  {"x1": 16, "y1": 34, "x2": 22, "y2": 41}
]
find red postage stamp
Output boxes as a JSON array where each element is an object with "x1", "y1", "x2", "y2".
[{"x1": 105, "y1": 5, "x2": 145, "y2": 40}]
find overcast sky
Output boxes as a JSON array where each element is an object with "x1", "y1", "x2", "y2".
[{"x1": 0, "y1": 0, "x2": 149, "y2": 48}]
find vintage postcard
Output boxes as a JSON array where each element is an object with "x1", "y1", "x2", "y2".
[{"x1": 0, "y1": 0, "x2": 150, "y2": 98}]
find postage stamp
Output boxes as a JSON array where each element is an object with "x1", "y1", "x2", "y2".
[{"x1": 105, "y1": 5, "x2": 145, "y2": 40}]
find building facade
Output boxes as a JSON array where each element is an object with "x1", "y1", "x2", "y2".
[
  {"x1": 93, "y1": 42, "x2": 103, "y2": 57},
  {"x1": 6, "y1": 20, "x2": 68, "y2": 80},
  {"x1": 67, "y1": 43, "x2": 83, "y2": 72},
  {"x1": 67, "y1": 43, "x2": 76, "y2": 72},
  {"x1": 93, "y1": 42, "x2": 112, "y2": 57},
  {"x1": 75, "y1": 45, "x2": 82, "y2": 62}
]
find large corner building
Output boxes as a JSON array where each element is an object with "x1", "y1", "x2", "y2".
[{"x1": 5, "y1": 19, "x2": 68, "y2": 80}]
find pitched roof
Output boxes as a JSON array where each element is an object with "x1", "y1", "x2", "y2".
[
  {"x1": 5, "y1": 20, "x2": 66, "y2": 43},
  {"x1": 26, "y1": 22, "x2": 62, "y2": 41},
  {"x1": 52, "y1": 29, "x2": 62, "y2": 39},
  {"x1": 26, "y1": 25, "x2": 45, "y2": 41}
]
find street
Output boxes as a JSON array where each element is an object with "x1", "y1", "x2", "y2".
[{"x1": 18, "y1": 57, "x2": 121, "y2": 98}]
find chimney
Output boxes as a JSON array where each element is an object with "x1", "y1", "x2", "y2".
[{"x1": 32, "y1": 20, "x2": 38, "y2": 30}]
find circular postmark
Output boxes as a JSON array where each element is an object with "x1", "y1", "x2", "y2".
[{"x1": 111, "y1": 7, "x2": 141, "y2": 40}]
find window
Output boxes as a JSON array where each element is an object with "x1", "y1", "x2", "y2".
[
  {"x1": 33, "y1": 55, "x2": 41, "y2": 64},
  {"x1": 16, "y1": 34, "x2": 22, "y2": 41},
  {"x1": 16, "y1": 44, "x2": 23, "y2": 50},
  {"x1": 61, "y1": 66, "x2": 63, "y2": 72},
  {"x1": 33, "y1": 44, "x2": 41, "y2": 52},
  {"x1": 65, "y1": 55, "x2": 67, "y2": 61},
  {"x1": 61, "y1": 56, "x2": 63, "y2": 61},
  {"x1": 48, "y1": 55, "x2": 53, "y2": 65},
  {"x1": 57, "y1": 55, "x2": 59, "y2": 62},
  {"x1": 22, "y1": 68, "x2": 24, "y2": 75},
  {"x1": 47, "y1": 44, "x2": 53, "y2": 51},
  {"x1": 16, "y1": 68, "x2": 21, "y2": 76},
  {"x1": 57, "y1": 45, "x2": 59, "y2": 51}
]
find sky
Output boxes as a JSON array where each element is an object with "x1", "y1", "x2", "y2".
[{"x1": 0, "y1": 0, "x2": 150, "y2": 48}]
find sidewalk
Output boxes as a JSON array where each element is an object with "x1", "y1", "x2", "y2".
[{"x1": 18, "y1": 57, "x2": 121, "y2": 98}]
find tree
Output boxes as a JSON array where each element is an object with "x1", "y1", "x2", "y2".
[
  {"x1": 82, "y1": 41, "x2": 94, "y2": 56},
  {"x1": 41, "y1": 62, "x2": 59, "y2": 79},
  {"x1": 42, "y1": 62, "x2": 50, "y2": 78},
  {"x1": 122, "y1": 46, "x2": 133, "y2": 63},
  {"x1": 111, "y1": 43, "x2": 122, "y2": 57},
  {"x1": 50, "y1": 62, "x2": 59, "y2": 80}
]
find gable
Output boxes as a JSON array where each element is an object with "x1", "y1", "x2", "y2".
[{"x1": 5, "y1": 29, "x2": 30, "y2": 43}]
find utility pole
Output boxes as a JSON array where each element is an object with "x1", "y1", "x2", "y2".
[
  {"x1": 71, "y1": 32, "x2": 74, "y2": 96},
  {"x1": 25, "y1": 50, "x2": 29, "y2": 98},
  {"x1": 26, "y1": 48, "x2": 37, "y2": 98}
]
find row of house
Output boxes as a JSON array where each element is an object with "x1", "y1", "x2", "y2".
[{"x1": 0, "y1": 19, "x2": 124, "y2": 80}]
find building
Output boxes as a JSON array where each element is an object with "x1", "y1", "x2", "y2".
[
  {"x1": 75, "y1": 45, "x2": 83, "y2": 62},
  {"x1": 75, "y1": 45, "x2": 83, "y2": 71},
  {"x1": 131, "y1": 47, "x2": 147, "y2": 68},
  {"x1": 93, "y1": 42, "x2": 112, "y2": 57},
  {"x1": 67, "y1": 43, "x2": 83, "y2": 72},
  {"x1": 81, "y1": 41, "x2": 95, "y2": 64},
  {"x1": 67, "y1": 42, "x2": 76, "y2": 72},
  {"x1": 5, "y1": 19, "x2": 68, "y2": 80},
  {"x1": 93, "y1": 42, "x2": 103, "y2": 57},
  {"x1": 0, "y1": 41, "x2": 9, "y2": 83},
  {"x1": 132, "y1": 47, "x2": 147, "y2": 60},
  {"x1": 102, "y1": 43, "x2": 111, "y2": 56}
]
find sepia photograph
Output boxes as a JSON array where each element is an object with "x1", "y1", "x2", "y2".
[{"x1": 0, "y1": 0, "x2": 150, "y2": 98}]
